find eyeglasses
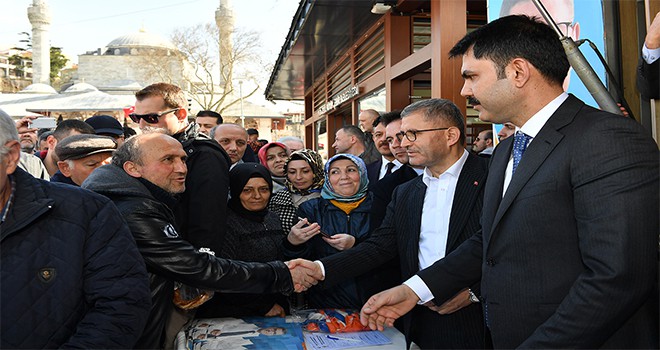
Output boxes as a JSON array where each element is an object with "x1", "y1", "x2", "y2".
[
  {"x1": 555, "y1": 21, "x2": 574, "y2": 37},
  {"x1": 395, "y1": 127, "x2": 449, "y2": 142},
  {"x1": 129, "y1": 108, "x2": 179, "y2": 124}
]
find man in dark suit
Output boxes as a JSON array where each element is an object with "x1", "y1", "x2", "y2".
[
  {"x1": 637, "y1": 12, "x2": 659, "y2": 99},
  {"x1": 360, "y1": 15, "x2": 659, "y2": 349},
  {"x1": 290, "y1": 99, "x2": 488, "y2": 349},
  {"x1": 365, "y1": 114, "x2": 401, "y2": 186}
]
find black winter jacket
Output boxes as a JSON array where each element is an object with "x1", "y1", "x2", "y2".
[
  {"x1": 83, "y1": 165, "x2": 294, "y2": 349},
  {"x1": 1, "y1": 168, "x2": 151, "y2": 349},
  {"x1": 173, "y1": 123, "x2": 231, "y2": 253}
]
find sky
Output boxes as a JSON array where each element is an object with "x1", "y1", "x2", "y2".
[{"x1": 0, "y1": 0, "x2": 300, "y2": 65}]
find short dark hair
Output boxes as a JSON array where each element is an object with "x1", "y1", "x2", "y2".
[
  {"x1": 196, "y1": 110, "x2": 223, "y2": 124},
  {"x1": 380, "y1": 110, "x2": 402, "y2": 126},
  {"x1": 482, "y1": 130, "x2": 493, "y2": 141},
  {"x1": 52, "y1": 120, "x2": 95, "y2": 141},
  {"x1": 449, "y1": 15, "x2": 569, "y2": 86},
  {"x1": 372, "y1": 116, "x2": 382, "y2": 128},
  {"x1": 135, "y1": 82, "x2": 187, "y2": 109},
  {"x1": 247, "y1": 128, "x2": 259, "y2": 136},
  {"x1": 401, "y1": 99, "x2": 466, "y2": 145},
  {"x1": 340, "y1": 125, "x2": 366, "y2": 145}
]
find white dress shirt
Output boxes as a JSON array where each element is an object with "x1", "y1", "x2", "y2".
[
  {"x1": 642, "y1": 44, "x2": 660, "y2": 64},
  {"x1": 379, "y1": 156, "x2": 403, "y2": 180},
  {"x1": 404, "y1": 150, "x2": 469, "y2": 303},
  {"x1": 502, "y1": 92, "x2": 568, "y2": 195}
]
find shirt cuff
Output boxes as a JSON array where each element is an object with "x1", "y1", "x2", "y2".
[
  {"x1": 403, "y1": 275, "x2": 434, "y2": 304},
  {"x1": 314, "y1": 260, "x2": 326, "y2": 279},
  {"x1": 642, "y1": 44, "x2": 660, "y2": 64}
]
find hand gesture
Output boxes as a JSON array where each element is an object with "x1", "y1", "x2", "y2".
[
  {"x1": 15, "y1": 116, "x2": 38, "y2": 132},
  {"x1": 285, "y1": 259, "x2": 320, "y2": 292},
  {"x1": 322, "y1": 233, "x2": 355, "y2": 251},
  {"x1": 424, "y1": 288, "x2": 472, "y2": 315},
  {"x1": 264, "y1": 303, "x2": 286, "y2": 317},
  {"x1": 286, "y1": 258, "x2": 324, "y2": 281},
  {"x1": 287, "y1": 217, "x2": 321, "y2": 245},
  {"x1": 645, "y1": 12, "x2": 660, "y2": 49},
  {"x1": 360, "y1": 284, "x2": 420, "y2": 331}
]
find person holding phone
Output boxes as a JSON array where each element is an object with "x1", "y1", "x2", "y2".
[
  {"x1": 282, "y1": 153, "x2": 372, "y2": 309},
  {"x1": 268, "y1": 149, "x2": 325, "y2": 234}
]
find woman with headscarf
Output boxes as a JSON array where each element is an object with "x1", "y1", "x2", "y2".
[
  {"x1": 268, "y1": 149, "x2": 325, "y2": 234},
  {"x1": 281, "y1": 153, "x2": 372, "y2": 309},
  {"x1": 195, "y1": 163, "x2": 288, "y2": 318},
  {"x1": 257, "y1": 142, "x2": 289, "y2": 193}
]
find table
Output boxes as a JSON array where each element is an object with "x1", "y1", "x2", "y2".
[{"x1": 175, "y1": 312, "x2": 405, "y2": 350}]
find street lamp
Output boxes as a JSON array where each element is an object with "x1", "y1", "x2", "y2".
[{"x1": 239, "y1": 80, "x2": 245, "y2": 128}]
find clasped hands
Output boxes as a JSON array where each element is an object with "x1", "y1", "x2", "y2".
[{"x1": 284, "y1": 258, "x2": 324, "y2": 293}]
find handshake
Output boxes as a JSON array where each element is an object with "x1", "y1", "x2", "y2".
[{"x1": 284, "y1": 258, "x2": 325, "y2": 293}]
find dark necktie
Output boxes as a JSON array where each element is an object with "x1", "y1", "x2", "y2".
[
  {"x1": 512, "y1": 131, "x2": 532, "y2": 175},
  {"x1": 385, "y1": 162, "x2": 395, "y2": 176}
]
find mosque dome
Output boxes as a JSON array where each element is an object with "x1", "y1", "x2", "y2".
[
  {"x1": 63, "y1": 82, "x2": 98, "y2": 93},
  {"x1": 107, "y1": 29, "x2": 176, "y2": 50},
  {"x1": 19, "y1": 83, "x2": 58, "y2": 94}
]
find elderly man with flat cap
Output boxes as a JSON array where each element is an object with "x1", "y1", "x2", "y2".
[{"x1": 51, "y1": 134, "x2": 117, "y2": 186}]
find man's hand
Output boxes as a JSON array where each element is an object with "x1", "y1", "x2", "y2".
[
  {"x1": 15, "y1": 116, "x2": 38, "y2": 132},
  {"x1": 424, "y1": 288, "x2": 472, "y2": 315},
  {"x1": 322, "y1": 233, "x2": 355, "y2": 251},
  {"x1": 645, "y1": 12, "x2": 660, "y2": 49},
  {"x1": 285, "y1": 259, "x2": 321, "y2": 292},
  {"x1": 360, "y1": 284, "x2": 419, "y2": 331},
  {"x1": 286, "y1": 258, "x2": 324, "y2": 281},
  {"x1": 264, "y1": 303, "x2": 286, "y2": 317}
]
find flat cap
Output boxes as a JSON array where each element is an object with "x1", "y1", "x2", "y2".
[{"x1": 55, "y1": 134, "x2": 117, "y2": 161}]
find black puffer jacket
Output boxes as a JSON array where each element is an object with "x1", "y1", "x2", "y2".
[
  {"x1": 173, "y1": 123, "x2": 231, "y2": 253},
  {"x1": 83, "y1": 164, "x2": 294, "y2": 349},
  {"x1": 1, "y1": 168, "x2": 151, "y2": 349}
]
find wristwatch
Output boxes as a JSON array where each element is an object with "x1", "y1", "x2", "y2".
[{"x1": 468, "y1": 289, "x2": 480, "y2": 303}]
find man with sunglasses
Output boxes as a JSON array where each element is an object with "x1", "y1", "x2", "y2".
[
  {"x1": 131, "y1": 83, "x2": 233, "y2": 336},
  {"x1": 289, "y1": 98, "x2": 489, "y2": 349}
]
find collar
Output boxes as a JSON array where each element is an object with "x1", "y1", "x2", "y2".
[
  {"x1": 518, "y1": 92, "x2": 568, "y2": 137},
  {"x1": 1, "y1": 175, "x2": 16, "y2": 224},
  {"x1": 422, "y1": 149, "x2": 468, "y2": 186},
  {"x1": 381, "y1": 155, "x2": 402, "y2": 167}
]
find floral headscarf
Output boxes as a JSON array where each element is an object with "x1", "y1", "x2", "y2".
[
  {"x1": 284, "y1": 149, "x2": 325, "y2": 195},
  {"x1": 321, "y1": 153, "x2": 369, "y2": 202}
]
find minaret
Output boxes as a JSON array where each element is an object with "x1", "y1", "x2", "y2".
[
  {"x1": 28, "y1": 0, "x2": 52, "y2": 85},
  {"x1": 215, "y1": 0, "x2": 235, "y2": 87}
]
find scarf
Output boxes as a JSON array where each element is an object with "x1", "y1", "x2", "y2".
[
  {"x1": 284, "y1": 149, "x2": 325, "y2": 195},
  {"x1": 228, "y1": 163, "x2": 273, "y2": 222},
  {"x1": 321, "y1": 153, "x2": 369, "y2": 203}
]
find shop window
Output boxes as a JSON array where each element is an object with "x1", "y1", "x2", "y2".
[
  {"x1": 358, "y1": 87, "x2": 386, "y2": 113},
  {"x1": 411, "y1": 80, "x2": 431, "y2": 103},
  {"x1": 413, "y1": 16, "x2": 431, "y2": 52}
]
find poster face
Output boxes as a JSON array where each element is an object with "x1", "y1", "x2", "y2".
[{"x1": 488, "y1": 0, "x2": 607, "y2": 140}]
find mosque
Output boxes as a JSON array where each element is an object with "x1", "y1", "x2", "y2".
[{"x1": 0, "y1": 0, "x2": 303, "y2": 141}]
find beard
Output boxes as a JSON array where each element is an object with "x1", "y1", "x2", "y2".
[{"x1": 141, "y1": 126, "x2": 170, "y2": 135}]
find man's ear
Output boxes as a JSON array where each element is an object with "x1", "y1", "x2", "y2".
[
  {"x1": 57, "y1": 160, "x2": 72, "y2": 177},
  {"x1": 509, "y1": 58, "x2": 531, "y2": 88},
  {"x1": 446, "y1": 127, "x2": 461, "y2": 147},
  {"x1": 123, "y1": 161, "x2": 142, "y2": 178},
  {"x1": 4, "y1": 141, "x2": 21, "y2": 175},
  {"x1": 46, "y1": 134, "x2": 57, "y2": 151},
  {"x1": 486, "y1": 138, "x2": 493, "y2": 147},
  {"x1": 175, "y1": 107, "x2": 188, "y2": 122}
]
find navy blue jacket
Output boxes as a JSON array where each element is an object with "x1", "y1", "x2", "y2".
[
  {"x1": 282, "y1": 196, "x2": 372, "y2": 309},
  {"x1": 1, "y1": 168, "x2": 151, "y2": 349}
]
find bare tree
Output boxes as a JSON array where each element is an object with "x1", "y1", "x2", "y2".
[{"x1": 139, "y1": 23, "x2": 269, "y2": 113}]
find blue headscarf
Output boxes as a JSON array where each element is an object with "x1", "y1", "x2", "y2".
[{"x1": 321, "y1": 153, "x2": 369, "y2": 202}]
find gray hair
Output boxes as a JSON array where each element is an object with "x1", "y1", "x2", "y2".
[
  {"x1": 401, "y1": 99, "x2": 466, "y2": 145},
  {"x1": 111, "y1": 134, "x2": 143, "y2": 167},
  {"x1": 277, "y1": 136, "x2": 303, "y2": 144},
  {"x1": 0, "y1": 109, "x2": 19, "y2": 159}
]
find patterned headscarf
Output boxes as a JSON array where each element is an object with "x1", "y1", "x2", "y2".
[
  {"x1": 321, "y1": 153, "x2": 369, "y2": 202},
  {"x1": 284, "y1": 149, "x2": 325, "y2": 195}
]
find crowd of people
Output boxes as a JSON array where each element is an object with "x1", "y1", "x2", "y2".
[{"x1": 1, "y1": 13, "x2": 658, "y2": 350}]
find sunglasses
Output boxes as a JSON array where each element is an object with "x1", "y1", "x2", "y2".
[{"x1": 129, "y1": 108, "x2": 179, "y2": 124}]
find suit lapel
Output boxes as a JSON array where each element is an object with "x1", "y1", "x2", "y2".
[
  {"x1": 488, "y1": 95, "x2": 582, "y2": 242},
  {"x1": 446, "y1": 154, "x2": 486, "y2": 250},
  {"x1": 404, "y1": 178, "x2": 426, "y2": 274}
]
